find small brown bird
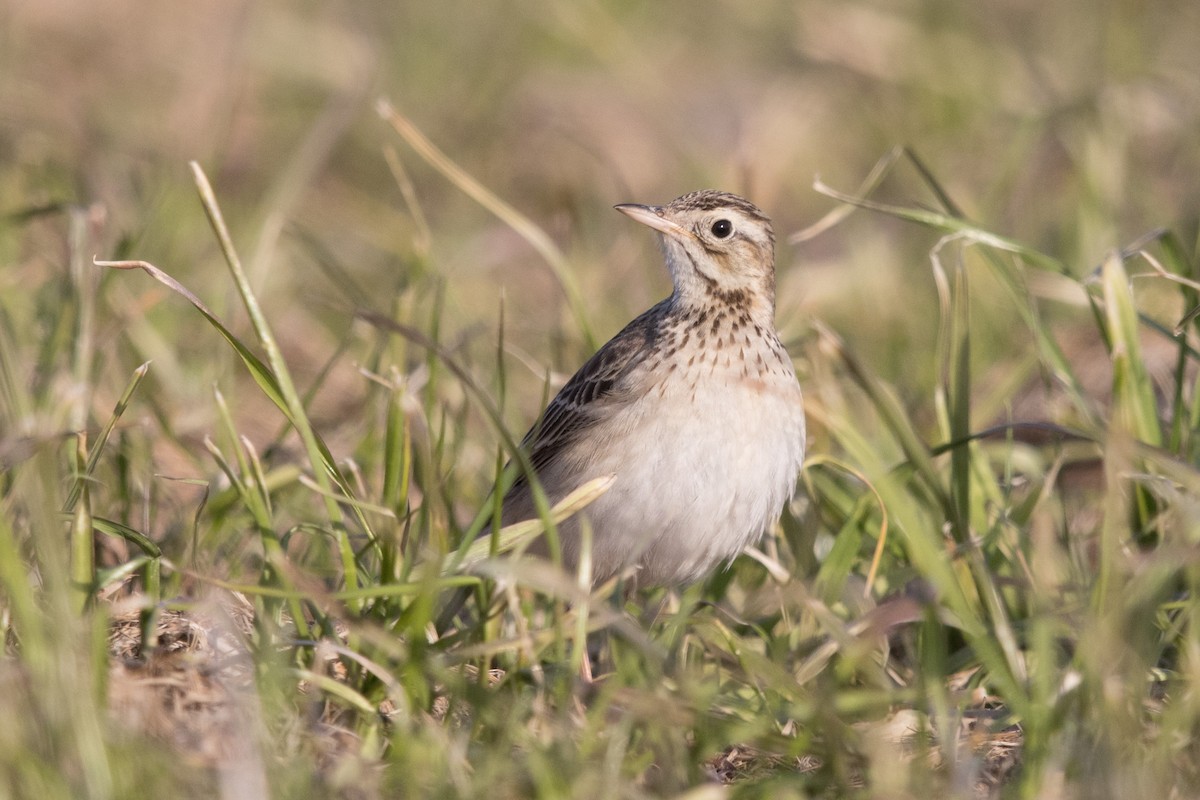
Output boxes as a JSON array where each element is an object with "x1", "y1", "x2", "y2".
[{"x1": 502, "y1": 190, "x2": 806, "y2": 587}]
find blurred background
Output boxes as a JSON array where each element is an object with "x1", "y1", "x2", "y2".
[{"x1": 5, "y1": 0, "x2": 1199, "y2": 436}]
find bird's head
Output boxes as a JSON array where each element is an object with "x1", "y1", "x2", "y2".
[{"x1": 615, "y1": 189, "x2": 777, "y2": 315}]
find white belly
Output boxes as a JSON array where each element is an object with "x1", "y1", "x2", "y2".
[{"x1": 562, "y1": 363, "x2": 806, "y2": 585}]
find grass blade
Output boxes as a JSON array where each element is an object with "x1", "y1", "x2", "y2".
[
  {"x1": 1100, "y1": 252, "x2": 1163, "y2": 447},
  {"x1": 377, "y1": 100, "x2": 596, "y2": 348}
]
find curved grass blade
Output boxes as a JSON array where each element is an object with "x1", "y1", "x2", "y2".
[
  {"x1": 75, "y1": 515, "x2": 162, "y2": 558},
  {"x1": 790, "y1": 145, "x2": 905, "y2": 244},
  {"x1": 377, "y1": 99, "x2": 596, "y2": 349},
  {"x1": 812, "y1": 178, "x2": 1067, "y2": 276},
  {"x1": 93, "y1": 258, "x2": 291, "y2": 414},
  {"x1": 815, "y1": 149, "x2": 1097, "y2": 429}
]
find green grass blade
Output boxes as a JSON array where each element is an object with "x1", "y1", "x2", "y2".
[
  {"x1": 187, "y1": 162, "x2": 357, "y2": 542},
  {"x1": 813, "y1": 177, "x2": 1068, "y2": 275},
  {"x1": 63, "y1": 361, "x2": 149, "y2": 513},
  {"x1": 79, "y1": 515, "x2": 162, "y2": 558},
  {"x1": 94, "y1": 258, "x2": 292, "y2": 415},
  {"x1": 815, "y1": 322, "x2": 953, "y2": 519},
  {"x1": 1100, "y1": 252, "x2": 1163, "y2": 447},
  {"x1": 70, "y1": 434, "x2": 95, "y2": 612}
]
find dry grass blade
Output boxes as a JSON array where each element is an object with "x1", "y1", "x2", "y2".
[
  {"x1": 455, "y1": 474, "x2": 616, "y2": 568},
  {"x1": 382, "y1": 144, "x2": 433, "y2": 257},
  {"x1": 377, "y1": 99, "x2": 596, "y2": 348},
  {"x1": 789, "y1": 145, "x2": 904, "y2": 243}
]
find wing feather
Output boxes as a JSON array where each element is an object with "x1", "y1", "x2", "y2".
[{"x1": 506, "y1": 299, "x2": 670, "y2": 496}]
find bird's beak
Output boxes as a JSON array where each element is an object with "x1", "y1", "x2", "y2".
[{"x1": 614, "y1": 203, "x2": 691, "y2": 239}]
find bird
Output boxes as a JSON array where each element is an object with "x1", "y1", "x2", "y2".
[{"x1": 500, "y1": 189, "x2": 806, "y2": 589}]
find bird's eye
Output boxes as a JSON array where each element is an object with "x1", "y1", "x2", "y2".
[{"x1": 710, "y1": 219, "x2": 733, "y2": 238}]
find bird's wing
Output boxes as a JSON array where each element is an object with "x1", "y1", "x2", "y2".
[{"x1": 507, "y1": 300, "x2": 669, "y2": 494}]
